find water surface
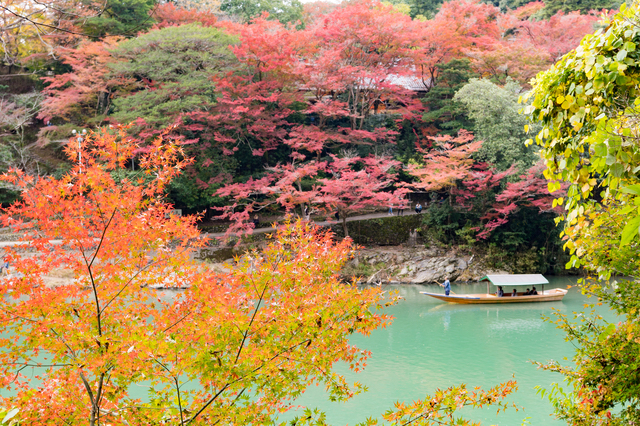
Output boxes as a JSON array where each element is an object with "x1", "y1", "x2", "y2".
[{"x1": 284, "y1": 277, "x2": 614, "y2": 425}]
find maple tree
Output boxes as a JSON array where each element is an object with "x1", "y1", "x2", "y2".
[
  {"x1": 300, "y1": 1, "x2": 423, "y2": 133},
  {"x1": 151, "y1": 3, "x2": 220, "y2": 29},
  {"x1": 216, "y1": 154, "x2": 405, "y2": 238},
  {"x1": 301, "y1": 1, "x2": 338, "y2": 24},
  {"x1": 470, "y1": 8, "x2": 600, "y2": 85},
  {"x1": 0, "y1": 125, "x2": 518, "y2": 426},
  {"x1": 407, "y1": 130, "x2": 482, "y2": 193},
  {"x1": 415, "y1": 0, "x2": 500, "y2": 91},
  {"x1": 38, "y1": 37, "x2": 126, "y2": 123},
  {"x1": 461, "y1": 163, "x2": 563, "y2": 240},
  {"x1": 0, "y1": 126, "x2": 386, "y2": 425},
  {"x1": 318, "y1": 154, "x2": 407, "y2": 236}
]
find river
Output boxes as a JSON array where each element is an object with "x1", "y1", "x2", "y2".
[
  {"x1": 280, "y1": 276, "x2": 614, "y2": 426},
  {"x1": 0, "y1": 276, "x2": 613, "y2": 425}
]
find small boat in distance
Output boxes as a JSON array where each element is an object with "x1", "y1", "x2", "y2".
[{"x1": 421, "y1": 274, "x2": 568, "y2": 304}]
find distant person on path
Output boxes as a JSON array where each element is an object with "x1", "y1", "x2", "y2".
[
  {"x1": 1, "y1": 258, "x2": 8, "y2": 276},
  {"x1": 415, "y1": 202, "x2": 422, "y2": 214},
  {"x1": 388, "y1": 204, "x2": 393, "y2": 215},
  {"x1": 252, "y1": 215, "x2": 260, "y2": 228},
  {"x1": 439, "y1": 277, "x2": 451, "y2": 296},
  {"x1": 511, "y1": 289, "x2": 517, "y2": 297},
  {"x1": 531, "y1": 286, "x2": 538, "y2": 295},
  {"x1": 496, "y1": 286, "x2": 504, "y2": 297},
  {"x1": 397, "y1": 202, "x2": 405, "y2": 216},
  {"x1": 334, "y1": 211, "x2": 339, "y2": 221}
]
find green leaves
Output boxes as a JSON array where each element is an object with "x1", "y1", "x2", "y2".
[
  {"x1": 525, "y1": 3, "x2": 640, "y2": 272},
  {"x1": 620, "y1": 214, "x2": 640, "y2": 247},
  {"x1": 109, "y1": 24, "x2": 238, "y2": 128},
  {"x1": 620, "y1": 184, "x2": 640, "y2": 195}
]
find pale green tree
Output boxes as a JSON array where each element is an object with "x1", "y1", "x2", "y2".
[{"x1": 454, "y1": 78, "x2": 539, "y2": 171}]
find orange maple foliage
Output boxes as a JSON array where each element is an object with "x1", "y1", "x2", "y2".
[
  {"x1": 0, "y1": 126, "x2": 393, "y2": 425},
  {"x1": 38, "y1": 37, "x2": 128, "y2": 123},
  {"x1": 408, "y1": 130, "x2": 482, "y2": 192}
]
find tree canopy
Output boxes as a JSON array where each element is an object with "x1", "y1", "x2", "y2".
[
  {"x1": 455, "y1": 78, "x2": 539, "y2": 171},
  {"x1": 525, "y1": 3, "x2": 640, "y2": 424}
]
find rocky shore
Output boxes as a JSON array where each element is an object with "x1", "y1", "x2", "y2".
[{"x1": 342, "y1": 245, "x2": 507, "y2": 284}]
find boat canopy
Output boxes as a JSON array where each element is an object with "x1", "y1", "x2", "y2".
[{"x1": 479, "y1": 274, "x2": 549, "y2": 287}]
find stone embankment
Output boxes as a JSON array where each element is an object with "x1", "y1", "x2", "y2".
[{"x1": 344, "y1": 245, "x2": 507, "y2": 284}]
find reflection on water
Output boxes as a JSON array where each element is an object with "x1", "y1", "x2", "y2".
[
  {"x1": 282, "y1": 277, "x2": 616, "y2": 426},
  {"x1": 488, "y1": 318, "x2": 544, "y2": 333}
]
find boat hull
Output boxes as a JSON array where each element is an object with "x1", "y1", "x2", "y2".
[{"x1": 420, "y1": 288, "x2": 568, "y2": 304}]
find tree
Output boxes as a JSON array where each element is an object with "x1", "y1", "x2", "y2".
[
  {"x1": 415, "y1": 0, "x2": 501, "y2": 91},
  {"x1": 467, "y1": 162, "x2": 563, "y2": 240},
  {"x1": 524, "y1": 4, "x2": 640, "y2": 424},
  {"x1": 515, "y1": 10, "x2": 600, "y2": 63},
  {"x1": 80, "y1": 0, "x2": 158, "y2": 38},
  {"x1": 109, "y1": 23, "x2": 238, "y2": 128},
  {"x1": 301, "y1": 1, "x2": 338, "y2": 24},
  {"x1": 152, "y1": 3, "x2": 220, "y2": 28},
  {"x1": 0, "y1": 89, "x2": 43, "y2": 171},
  {"x1": 301, "y1": 0, "x2": 423, "y2": 133},
  {"x1": 0, "y1": 125, "x2": 390, "y2": 425},
  {"x1": 524, "y1": 2, "x2": 640, "y2": 274},
  {"x1": 468, "y1": 9, "x2": 600, "y2": 85},
  {"x1": 38, "y1": 23, "x2": 238, "y2": 131},
  {"x1": 0, "y1": 0, "x2": 97, "y2": 67},
  {"x1": 540, "y1": 0, "x2": 619, "y2": 19},
  {"x1": 421, "y1": 58, "x2": 477, "y2": 136},
  {"x1": 0, "y1": 124, "x2": 518, "y2": 425},
  {"x1": 38, "y1": 37, "x2": 126, "y2": 124},
  {"x1": 220, "y1": 0, "x2": 304, "y2": 24},
  {"x1": 454, "y1": 78, "x2": 539, "y2": 171},
  {"x1": 318, "y1": 154, "x2": 407, "y2": 236},
  {"x1": 407, "y1": 130, "x2": 482, "y2": 193},
  {"x1": 216, "y1": 154, "x2": 406, "y2": 238}
]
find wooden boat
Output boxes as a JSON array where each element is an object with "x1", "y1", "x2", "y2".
[{"x1": 420, "y1": 274, "x2": 568, "y2": 304}]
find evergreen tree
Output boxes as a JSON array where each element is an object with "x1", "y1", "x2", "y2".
[
  {"x1": 81, "y1": 0, "x2": 158, "y2": 38},
  {"x1": 540, "y1": 0, "x2": 621, "y2": 18},
  {"x1": 220, "y1": 0, "x2": 304, "y2": 24},
  {"x1": 421, "y1": 59, "x2": 476, "y2": 136}
]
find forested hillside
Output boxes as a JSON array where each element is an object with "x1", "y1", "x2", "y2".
[{"x1": 0, "y1": 0, "x2": 615, "y2": 270}]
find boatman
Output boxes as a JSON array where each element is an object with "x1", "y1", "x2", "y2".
[{"x1": 440, "y1": 277, "x2": 451, "y2": 296}]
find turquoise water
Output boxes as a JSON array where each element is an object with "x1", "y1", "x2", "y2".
[{"x1": 283, "y1": 277, "x2": 614, "y2": 426}]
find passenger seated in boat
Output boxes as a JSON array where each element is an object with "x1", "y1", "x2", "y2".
[
  {"x1": 512, "y1": 289, "x2": 517, "y2": 297},
  {"x1": 496, "y1": 286, "x2": 504, "y2": 297},
  {"x1": 531, "y1": 286, "x2": 538, "y2": 295},
  {"x1": 524, "y1": 288, "x2": 531, "y2": 295}
]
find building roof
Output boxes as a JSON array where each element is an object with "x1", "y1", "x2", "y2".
[
  {"x1": 386, "y1": 74, "x2": 430, "y2": 92},
  {"x1": 479, "y1": 274, "x2": 549, "y2": 287}
]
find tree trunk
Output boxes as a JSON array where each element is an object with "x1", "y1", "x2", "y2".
[{"x1": 341, "y1": 214, "x2": 348, "y2": 237}]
